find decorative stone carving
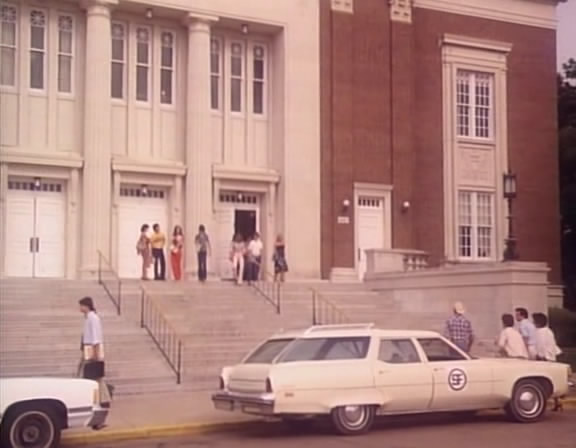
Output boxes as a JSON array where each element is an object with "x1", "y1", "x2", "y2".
[
  {"x1": 331, "y1": 0, "x2": 354, "y2": 14},
  {"x1": 389, "y1": 0, "x2": 412, "y2": 23},
  {"x1": 458, "y1": 148, "x2": 495, "y2": 187}
]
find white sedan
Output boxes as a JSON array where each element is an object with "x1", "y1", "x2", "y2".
[
  {"x1": 0, "y1": 377, "x2": 109, "y2": 448},
  {"x1": 212, "y1": 324, "x2": 571, "y2": 435}
]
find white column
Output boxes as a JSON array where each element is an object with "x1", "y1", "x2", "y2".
[
  {"x1": 183, "y1": 13, "x2": 218, "y2": 278},
  {"x1": 80, "y1": 0, "x2": 116, "y2": 276}
]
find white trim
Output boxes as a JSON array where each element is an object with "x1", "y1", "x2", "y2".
[
  {"x1": 0, "y1": 150, "x2": 83, "y2": 168},
  {"x1": 442, "y1": 34, "x2": 513, "y2": 54},
  {"x1": 112, "y1": 157, "x2": 186, "y2": 176},
  {"x1": 212, "y1": 164, "x2": 280, "y2": 184},
  {"x1": 414, "y1": 0, "x2": 558, "y2": 30}
]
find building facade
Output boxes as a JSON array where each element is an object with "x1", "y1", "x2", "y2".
[{"x1": 0, "y1": 0, "x2": 562, "y2": 282}]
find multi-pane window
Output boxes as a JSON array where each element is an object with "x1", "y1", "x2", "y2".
[
  {"x1": 456, "y1": 70, "x2": 493, "y2": 139},
  {"x1": 230, "y1": 42, "x2": 243, "y2": 113},
  {"x1": 111, "y1": 23, "x2": 125, "y2": 99},
  {"x1": 0, "y1": 4, "x2": 17, "y2": 86},
  {"x1": 30, "y1": 9, "x2": 46, "y2": 90},
  {"x1": 210, "y1": 38, "x2": 221, "y2": 110},
  {"x1": 252, "y1": 45, "x2": 265, "y2": 114},
  {"x1": 458, "y1": 191, "x2": 494, "y2": 260},
  {"x1": 135, "y1": 27, "x2": 150, "y2": 102},
  {"x1": 160, "y1": 31, "x2": 174, "y2": 105},
  {"x1": 57, "y1": 15, "x2": 73, "y2": 93}
]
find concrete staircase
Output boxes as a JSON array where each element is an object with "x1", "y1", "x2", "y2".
[{"x1": 0, "y1": 279, "x2": 178, "y2": 396}]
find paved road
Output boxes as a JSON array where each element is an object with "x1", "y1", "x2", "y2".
[{"x1": 79, "y1": 411, "x2": 576, "y2": 448}]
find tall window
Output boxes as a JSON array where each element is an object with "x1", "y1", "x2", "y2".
[
  {"x1": 160, "y1": 31, "x2": 174, "y2": 105},
  {"x1": 29, "y1": 9, "x2": 46, "y2": 90},
  {"x1": 135, "y1": 27, "x2": 150, "y2": 102},
  {"x1": 252, "y1": 45, "x2": 265, "y2": 114},
  {"x1": 0, "y1": 4, "x2": 17, "y2": 86},
  {"x1": 456, "y1": 70, "x2": 493, "y2": 139},
  {"x1": 57, "y1": 15, "x2": 73, "y2": 93},
  {"x1": 230, "y1": 42, "x2": 243, "y2": 112},
  {"x1": 458, "y1": 191, "x2": 494, "y2": 260},
  {"x1": 210, "y1": 38, "x2": 220, "y2": 110},
  {"x1": 111, "y1": 23, "x2": 125, "y2": 99}
]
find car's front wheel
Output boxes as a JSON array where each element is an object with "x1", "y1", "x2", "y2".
[
  {"x1": 1, "y1": 404, "x2": 62, "y2": 448},
  {"x1": 331, "y1": 404, "x2": 375, "y2": 435},
  {"x1": 505, "y1": 379, "x2": 548, "y2": 423}
]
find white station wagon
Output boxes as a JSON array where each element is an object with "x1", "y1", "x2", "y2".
[
  {"x1": 0, "y1": 377, "x2": 109, "y2": 448},
  {"x1": 212, "y1": 324, "x2": 571, "y2": 435}
]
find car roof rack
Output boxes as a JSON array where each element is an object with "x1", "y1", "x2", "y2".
[{"x1": 305, "y1": 323, "x2": 375, "y2": 334}]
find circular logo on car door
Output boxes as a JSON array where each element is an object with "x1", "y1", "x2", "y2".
[{"x1": 448, "y1": 368, "x2": 468, "y2": 391}]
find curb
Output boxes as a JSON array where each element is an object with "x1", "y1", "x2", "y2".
[{"x1": 62, "y1": 398, "x2": 576, "y2": 446}]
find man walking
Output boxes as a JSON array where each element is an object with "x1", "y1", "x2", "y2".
[
  {"x1": 150, "y1": 223, "x2": 166, "y2": 280},
  {"x1": 444, "y1": 302, "x2": 474, "y2": 353},
  {"x1": 515, "y1": 307, "x2": 537, "y2": 359},
  {"x1": 247, "y1": 232, "x2": 264, "y2": 283},
  {"x1": 194, "y1": 225, "x2": 211, "y2": 282}
]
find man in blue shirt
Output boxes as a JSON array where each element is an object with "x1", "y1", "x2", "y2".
[{"x1": 515, "y1": 307, "x2": 537, "y2": 359}]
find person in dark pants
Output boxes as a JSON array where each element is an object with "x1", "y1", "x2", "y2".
[
  {"x1": 150, "y1": 223, "x2": 166, "y2": 280},
  {"x1": 247, "y1": 232, "x2": 263, "y2": 283},
  {"x1": 194, "y1": 225, "x2": 211, "y2": 282}
]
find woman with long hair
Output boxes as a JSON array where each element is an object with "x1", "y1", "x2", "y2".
[
  {"x1": 136, "y1": 224, "x2": 151, "y2": 280},
  {"x1": 170, "y1": 225, "x2": 184, "y2": 280},
  {"x1": 273, "y1": 234, "x2": 288, "y2": 282}
]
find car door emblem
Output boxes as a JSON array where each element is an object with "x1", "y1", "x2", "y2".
[{"x1": 448, "y1": 368, "x2": 467, "y2": 391}]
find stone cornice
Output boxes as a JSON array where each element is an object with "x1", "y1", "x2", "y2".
[
  {"x1": 112, "y1": 158, "x2": 186, "y2": 176},
  {"x1": 0, "y1": 150, "x2": 84, "y2": 168},
  {"x1": 213, "y1": 164, "x2": 280, "y2": 184},
  {"x1": 414, "y1": 0, "x2": 558, "y2": 29}
]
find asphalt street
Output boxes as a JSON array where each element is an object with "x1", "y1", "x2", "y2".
[{"x1": 76, "y1": 411, "x2": 576, "y2": 448}]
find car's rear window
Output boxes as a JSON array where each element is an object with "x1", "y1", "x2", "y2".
[
  {"x1": 277, "y1": 337, "x2": 370, "y2": 363},
  {"x1": 244, "y1": 339, "x2": 294, "y2": 364}
]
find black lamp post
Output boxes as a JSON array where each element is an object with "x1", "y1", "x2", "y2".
[{"x1": 503, "y1": 170, "x2": 518, "y2": 261}]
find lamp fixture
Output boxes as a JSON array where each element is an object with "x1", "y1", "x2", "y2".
[
  {"x1": 401, "y1": 200, "x2": 411, "y2": 212},
  {"x1": 141, "y1": 184, "x2": 149, "y2": 196},
  {"x1": 145, "y1": 8, "x2": 153, "y2": 20},
  {"x1": 241, "y1": 23, "x2": 249, "y2": 35},
  {"x1": 33, "y1": 177, "x2": 41, "y2": 190}
]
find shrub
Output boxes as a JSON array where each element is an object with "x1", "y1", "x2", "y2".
[{"x1": 549, "y1": 307, "x2": 576, "y2": 347}]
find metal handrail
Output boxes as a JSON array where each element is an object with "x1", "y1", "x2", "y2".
[
  {"x1": 97, "y1": 251, "x2": 121, "y2": 315},
  {"x1": 251, "y1": 271, "x2": 281, "y2": 314},
  {"x1": 311, "y1": 289, "x2": 350, "y2": 325},
  {"x1": 139, "y1": 288, "x2": 183, "y2": 384}
]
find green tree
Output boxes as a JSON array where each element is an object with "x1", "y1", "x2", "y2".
[{"x1": 559, "y1": 58, "x2": 576, "y2": 309}]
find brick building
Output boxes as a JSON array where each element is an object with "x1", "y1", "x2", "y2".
[
  {"x1": 0, "y1": 0, "x2": 562, "y2": 284},
  {"x1": 321, "y1": 0, "x2": 562, "y2": 285}
]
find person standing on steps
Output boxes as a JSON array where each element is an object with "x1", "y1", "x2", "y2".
[
  {"x1": 170, "y1": 225, "x2": 184, "y2": 281},
  {"x1": 150, "y1": 223, "x2": 166, "y2": 281},
  {"x1": 78, "y1": 297, "x2": 112, "y2": 428},
  {"x1": 272, "y1": 234, "x2": 288, "y2": 283},
  {"x1": 194, "y1": 225, "x2": 211, "y2": 283},
  {"x1": 136, "y1": 224, "x2": 152, "y2": 280},
  {"x1": 230, "y1": 233, "x2": 246, "y2": 285},
  {"x1": 247, "y1": 232, "x2": 264, "y2": 283}
]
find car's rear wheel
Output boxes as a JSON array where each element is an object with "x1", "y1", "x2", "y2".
[
  {"x1": 331, "y1": 404, "x2": 375, "y2": 435},
  {"x1": 505, "y1": 379, "x2": 548, "y2": 423},
  {"x1": 1, "y1": 404, "x2": 61, "y2": 448}
]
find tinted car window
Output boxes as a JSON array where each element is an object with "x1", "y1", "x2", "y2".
[
  {"x1": 244, "y1": 339, "x2": 294, "y2": 364},
  {"x1": 418, "y1": 338, "x2": 466, "y2": 362},
  {"x1": 379, "y1": 339, "x2": 420, "y2": 364},
  {"x1": 278, "y1": 337, "x2": 370, "y2": 363}
]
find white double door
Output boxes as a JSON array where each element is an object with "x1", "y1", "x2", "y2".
[
  {"x1": 4, "y1": 189, "x2": 66, "y2": 278},
  {"x1": 117, "y1": 195, "x2": 168, "y2": 279}
]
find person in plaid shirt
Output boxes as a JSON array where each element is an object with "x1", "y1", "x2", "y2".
[{"x1": 444, "y1": 302, "x2": 475, "y2": 353}]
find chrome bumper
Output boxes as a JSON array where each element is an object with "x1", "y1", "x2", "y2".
[
  {"x1": 86, "y1": 408, "x2": 109, "y2": 428},
  {"x1": 212, "y1": 391, "x2": 275, "y2": 416}
]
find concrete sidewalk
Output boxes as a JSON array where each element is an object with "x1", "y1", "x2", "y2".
[{"x1": 62, "y1": 387, "x2": 576, "y2": 446}]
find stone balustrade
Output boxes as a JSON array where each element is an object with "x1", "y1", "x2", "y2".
[{"x1": 365, "y1": 248, "x2": 430, "y2": 276}]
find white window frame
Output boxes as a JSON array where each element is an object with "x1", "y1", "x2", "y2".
[
  {"x1": 210, "y1": 37, "x2": 222, "y2": 111},
  {"x1": 57, "y1": 14, "x2": 74, "y2": 95},
  {"x1": 159, "y1": 29, "x2": 175, "y2": 106},
  {"x1": 29, "y1": 7, "x2": 47, "y2": 92},
  {"x1": 110, "y1": 21, "x2": 126, "y2": 101},
  {"x1": 456, "y1": 70, "x2": 494, "y2": 140},
  {"x1": 457, "y1": 190, "x2": 495, "y2": 261},
  {"x1": 229, "y1": 40, "x2": 244, "y2": 114},
  {"x1": 0, "y1": 3, "x2": 18, "y2": 89},
  {"x1": 134, "y1": 25, "x2": 151, "y2": 103},
  {"x1": 251, "y1": 42, "x2": 267, "y2": 116}
]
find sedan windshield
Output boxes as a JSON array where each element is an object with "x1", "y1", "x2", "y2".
[{"x1": 243, "y1": 338, "x2": 295, "y2": 364}]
